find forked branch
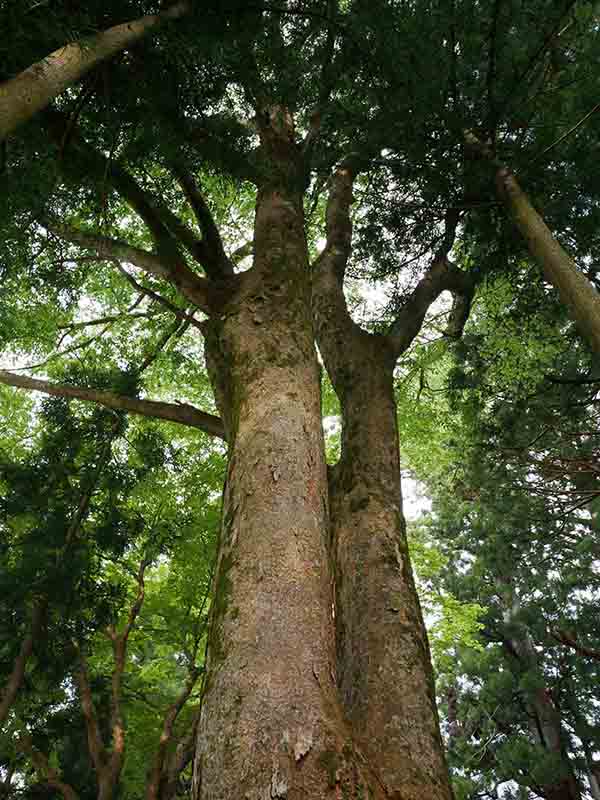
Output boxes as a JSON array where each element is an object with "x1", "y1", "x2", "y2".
[
  {"x1": 172, "y1": 166, "x2": 235, "y2": 279},
  {"x1": 45, "y1": 219, "x2": 214, "y2": 314}
]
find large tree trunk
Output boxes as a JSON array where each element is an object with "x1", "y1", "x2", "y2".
[
  {"x1": 319, "y1": 326, "x2": 452, "y2": 800},
  {"x1": 194, "y1": 114, "x2": 382, "y2": 799},
  {"x1": 313, "y1": 165, "x2": 453, "y2": 800}
]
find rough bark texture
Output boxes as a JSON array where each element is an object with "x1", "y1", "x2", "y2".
[
  {"x1": 313, "y1": 165, "x2": 453, "y2": 800},
  {"x1": 194, "y1": 117, "x2": 382, "y2": 800},
  {"x1": 317, "y1": 323, "x2": 452, "y2": 800}
]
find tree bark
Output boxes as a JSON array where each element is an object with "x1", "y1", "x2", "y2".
[
  {"x1": 313, "y1": 164, "x2": 453, "y2": 800},
  {"x1": 316, "y1": 307, "x2": 452, "y2": 800},
  {"x1": 194, "y1": 113, "x2": 383, "y2": 799},
  {"x1": 0, "y1": 1, "x2": 190, "y2": 141},
  {"x1": 496, "y1": 166, "x2": 600, "y2": 355},
  {"x1": 0, "y1": 370, "x2": 225, "y2": 439}
]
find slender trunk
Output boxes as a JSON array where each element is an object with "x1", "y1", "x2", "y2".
[
  {"x1": 322, "y1": 328, "x2": 452, "y2": 800},
  {"x1": 502, "y1": 593, "x2": 581, "y2": 800},
  {"x1": 495, "y1": 167, "x2": 600, "y2": 355},
  {"x1": 0, "y1": 1, "x2": 189, "y2": 141},
  {"x1": 194, "y1": 118, "x2": 382, "y2": 799},
  {"x1": 0, "y1": 598, "x2": 46, "y2": 727}
]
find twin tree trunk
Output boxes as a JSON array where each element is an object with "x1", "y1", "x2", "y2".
[{"x1": 193, "y1": 118, "x2": 452, "y2": 798}]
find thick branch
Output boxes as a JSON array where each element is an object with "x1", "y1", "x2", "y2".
[
  {"x1": 313, "y1": 161, "x2": 359, "y2": 340},
  {"x1": 46, "y1": 220, "x2": 213, "y2": 313},
  {"x1": 0, "y1": 1, "x2": 190, "y2": 141},
  {"x1": 173, "y1": 167, "x2": 234, "y2": 279},
  {"x1": 0, "y1": 371, "x2": 226, "y2": 440},
  {"x1": 389, "y1": 256, "x2": 474, "y2": 355},
  {"x1": 465, "y1": 129, "x2": 600, "y2": 355},
  {"x1": 75, "y1": 656, "x2": 107, "y2": 773},
  {"x1": 0, "y1": 599, "x2": 46, "y2": 728},
  {"x1": 553, "y1": 630, "x2": 600, "y2": 663},
  {"x1": 230, "y1": 240, "x2": 254, "y2": 264},
  {"x1": 19, "y1": 737, "x2": 80, "y2": 800}
]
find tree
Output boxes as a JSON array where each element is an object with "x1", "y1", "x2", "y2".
[
  {"x1": 0, "y1": 390, "x2": 221, "y2": 800},
  {"x1": 2, "y1": 0, "x2": 600, "y2": 797},
  {"x1": 396, "y1": 277, "x2": 600, "y2": 799}
]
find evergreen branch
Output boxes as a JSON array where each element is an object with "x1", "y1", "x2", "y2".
[
  {"x1": 529, "y1": 101, "x2": 600, "y2": 165},
  {"x1": 0, "y1": 371, "x2": 226, "y2": 440}
]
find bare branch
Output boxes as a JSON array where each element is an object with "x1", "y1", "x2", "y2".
[
  {"x1": 0, "y1": 370, "x2": 226, "y2": 440},
  {"x1": 172, "y1": 166, "x2": 235, "y2": 279},
  {"x1": 58, "y1": 311, "x2": 156, "y2": 330},
  {"x1": 116, "y1": 266, "x2": 206, "y2": 332}
]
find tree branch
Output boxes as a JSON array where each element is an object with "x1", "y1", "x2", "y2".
[
  {"x1": 552, "y1": 630, "x2": 600, "y2": 663},
  {"x1": 388, "y1": 209, "x2": 474, "y2": 355},
  {"x1": 0, "y1": 371, "x2": 226, "y2": 440},
  {"x1": 146, "y1": 666, "x2": 201, "y2": 800},
  {"x1": 105, "y1": 559, "x2": 149, "y2": 778},
  {"x1": 45, "y1": 219, "x2": 214, "y2": 314},
  {"x1": 116, "y1": 266, "x2": 206, "y2": 332},
  {"x1": 75, "y1": 655, "x2": 107, "y2": 773},
  {"x1": 18, "y1": 737, "x2": 80, "y2": 800},
  {"x1": 0, "y1": 1, "x2": 190, "y2": 142},
  {"x1": 172, "y1": 166, "x2": 235, "y2": 279},
  {"x1": 465, "y1": 128, "x2": 600, "y2": 355},
  {"x1": 0, "y1": 599, "x2": 46, "y2": 728}
]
